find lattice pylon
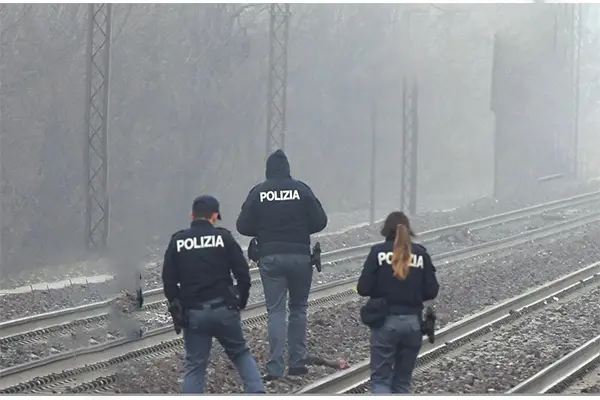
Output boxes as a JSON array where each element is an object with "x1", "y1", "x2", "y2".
[
  {"x1": 266, "y1": 3, "x2": 290, "y2": 158},
  {"x1": 0, "y1": 17, "x2": 3, "y2": 274},
  {"x1": 571, "y1": 3, "x2": 582, "y2": 179},
  {"x1": 400, "y1": 78, "x2": 419, "y2": 216},
  {"x1": 84, "y1": 4, "x2": 112, "y2": 251}
]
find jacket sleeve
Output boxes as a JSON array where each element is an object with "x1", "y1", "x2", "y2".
[
  {"x1": 357, "y1": 247, "x2": 379, "y2": 297},
  {"x1": 224, "y1": 232, "x2": 252, "y2": 308},
  {"x1": 236, "y1": 186, "x2": 259, "y2": 237},
  {"x1": 161, "y1": 237, "x2": 180, "y2": 303},
  {"x1": 422, "y1": 252, "x2": 439, "y2": 301},
  {"x1": 299, "y1": 181, "x2": 328, "y2": 234}
]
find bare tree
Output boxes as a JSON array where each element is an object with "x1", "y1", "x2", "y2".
[{"x1": 0, "y1": 4, "x2": 598, "y2": 277}]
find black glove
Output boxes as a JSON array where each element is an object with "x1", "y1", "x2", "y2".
[
  {"x1": 421, "y1": 306, "x2": 436, "y2": 344},
  {"x1": 247, "y1": 238, "x2": 260, "y2": 263},
  {"x1": 227, "y1": 285, "x2": 250, "y2": 310},
  {"x1": 239, "y1": 295, "x2": 249, "y2": 310},
  {"x1": 311, "y1": 242, "x2": 322, "y2": 273},
  {"x1": 168, "y1": 298, "x2": 185, "y2": 335}
]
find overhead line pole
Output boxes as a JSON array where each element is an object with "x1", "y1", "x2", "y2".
[
  {"x1": 84, "y1": 3, "x2": 112, "y2": 251},
  {"x1": 266, "y1": 3, "x2": 290, "y2": 158}
]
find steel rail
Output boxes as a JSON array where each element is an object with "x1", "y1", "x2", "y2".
[
  {"x1": 302, "y1": 189, "x2": 600, "y2": 267},
  {"x1": 297, "y1": 261, "x2": 600, "y2": 394},
  {"x1": 3, "y1": 207, "x2": 600, "y2": 342},
  {"x1": 278, "y1": 191, "x2": 599, "y2": 271},
  {"x1": 507, "y1": 334, "x2": 600, "y2": 394},
  {"x1": 3, "y1": 212, "x2": 600, "y2": 393},
  {"x1": 3, "y1": 190, "x2": 599, "y2": 339}
]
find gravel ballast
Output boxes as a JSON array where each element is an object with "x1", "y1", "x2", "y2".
[
  {"x1": 563, "y1": 366, "x2": 600, "y2": 394},
  {"x1": 6, "y1": 220, "x2": 599, "y2": 372},
  {"x1": 0, "y1": 305, "x2": 172, "y2": 370},
  {"x1": 412, "y1": 284, "x2": 600, "y2": 394},
  {"x1": 583, "y1": 386, "x2": 600, "y2": 393},
  {"x1": 0, "y1": 283, "x2": 119, "y2": 323},
  {"x1": 316, "y1": 179, "x2": 600, "y2": 252},
  {"x1": 102, "y1": 300, "x2": 368, "y2": 394},
  {"x1": 248, "y1": 221, "x2": 600, "y2": 308},
  {"x1": 580, "y1": 384, "x2": 600, "y2": 394},
  {"x1": 71, "y1": 223, "x2": 600, "y2": 394}
]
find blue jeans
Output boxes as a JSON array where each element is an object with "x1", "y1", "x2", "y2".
[
  {"x1": 259, "y1": 254, "x2": 313, "y2": 377},
  {"x1": 370, "y1": 314, "x2": 423, "y2": 394},
  {"x1": 182, "y1": 298, "x2": 265, "y2": 393}
]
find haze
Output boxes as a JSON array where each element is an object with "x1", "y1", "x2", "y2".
[{"x1": 0, "y1": 3, "x2": 598, "y2": 287}]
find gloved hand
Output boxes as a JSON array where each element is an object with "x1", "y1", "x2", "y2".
[
  {"x1": 235, "y1": 284, "x2": 250, "y2": 310},
  {"x1": 247, "y1": 238, "x2": 260, "y2": 262},
  {"x1": 227, "y1": 285, "x2": 250, "y2": 311},
  {"x1": 238, "y1": 290, "x2": 250, "y2": 310},
  {"x1": 421, "y1": 306, "x2": 436, "y2": 344},
  {"x1": 168, "y1": 298, "x2": 184, "y2": 334},
  {"x1": 311, "y1": 242, "x2": 322, "y2": 272}
]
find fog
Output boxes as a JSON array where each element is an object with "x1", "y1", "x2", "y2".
[{"x1": 1, "y1": 3, "x2": 599, "y2": 284}]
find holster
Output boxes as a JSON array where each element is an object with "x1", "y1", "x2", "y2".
[
  {"x1": 168, "y1": 298, "x2": 186, "y2": 335},
  {"x1": 247, "y1": 238, "x2": 260, "y2": 263},
  {"x1": 421, "y1": 306, "x2": 436, "y2": 344},
  {"x1": 360, "y1": 298, "x2": 389, "y2": 329},
  {"x1": 311, "y1": 242, "x2": 322, "y2": 273},
  {"x1": 225, "y1": 285, "x2": 241, "y2": 310}
]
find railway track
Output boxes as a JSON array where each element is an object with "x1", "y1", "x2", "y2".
[
  {"x1": 2, "y1": 191, "x2": 600, "y2": 392},
  {"x1": 0, "y1": 277, "x2": 358, "y2": 393},
  {"x1": 5, "y1": 188, "x2": 598, "y2": 299},
  {"x1": 2, "y1": 220, "x2": 600, "y2": 394},
  {"x1": 507, "y1": 334, "x2": 600, "y2": 394},
  {"x1": 3, "y1": 196, "x2": 600, "y2": 340},
  {"x1": 299, "y1": 189, "x2": 600, "y2": 269},
  {"x1": 296, "y1": 260, "x2": 600, "y2": 394},
  {"x1": 5, "y1": 188, "x2": 598, "y2": 337}
]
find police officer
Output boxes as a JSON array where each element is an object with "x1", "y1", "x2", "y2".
[
  {"x1": 236, "y1": 149, "x2": 328, "y2": 381},
  {"x1": 356, "y1": 211, "x2": 439, "y2": 394},
  {"x1": 162, "y1": 195, "x2": 265, "y2": 393}
]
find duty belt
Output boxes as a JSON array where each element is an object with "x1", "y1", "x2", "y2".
[
  {"x1": 189, "y1": 300, "x2": 227, "y2": 311},
  {"x1": 388, "y1": 305, "x2": 421, "y2": 316}
]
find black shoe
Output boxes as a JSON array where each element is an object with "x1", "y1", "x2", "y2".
[
  {"x1": 288, "y1": 366, "x2": 309, "y2": 376},
  {"x1": 262, "y1": 374, "x2": 281, "y2": 382}
]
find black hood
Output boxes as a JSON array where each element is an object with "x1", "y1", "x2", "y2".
[{"x1": 266, "y1": 149, "x2": 291, "y2": 179}]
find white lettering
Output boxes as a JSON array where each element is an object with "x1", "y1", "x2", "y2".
[
  {"x1": 412, "y1": 254, "x2": 424, "y2": 268},
  {"x1": 259, "y1": 189, "x2": 300, "y2": 202},
  {"x1": 176, "y1": 235, "x2": 225, "y2": 252},
  {"x1": 377, "y1": 252, "x2": 424, "y2": 268},
  {"x1": 377, "y1": 252, "x2": 391, "y2": 266}
]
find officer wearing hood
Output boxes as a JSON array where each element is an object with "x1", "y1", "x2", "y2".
[{"x1": 236, "y1": 149, "x2": 328, "y2": 381}]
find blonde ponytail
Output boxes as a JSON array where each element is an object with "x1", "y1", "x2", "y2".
[{"x1": 391, "y1": 224, "x2": 412, "y2": 280}]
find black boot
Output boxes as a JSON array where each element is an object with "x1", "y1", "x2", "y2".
[
  {"x1": 288, "y1": 366, "x2": 309, "y2": 376},
  {"x1": 262, "y1": 374, "x2": 281, "y2": 382}
]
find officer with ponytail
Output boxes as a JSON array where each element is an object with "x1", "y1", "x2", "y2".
[{"x1": 357, "y1": 211, "x2": 439, "y2": 394}]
